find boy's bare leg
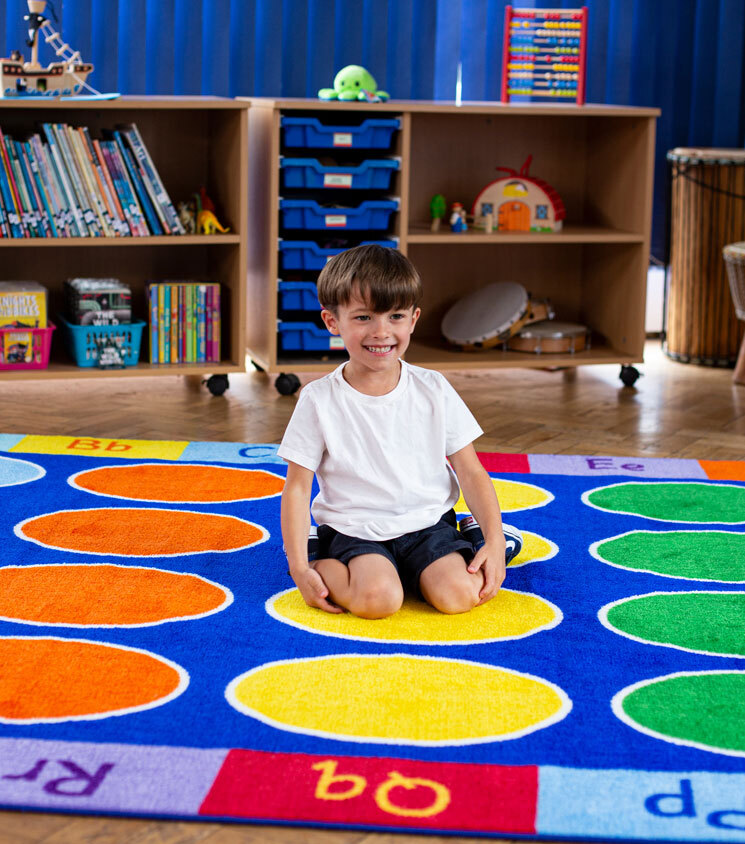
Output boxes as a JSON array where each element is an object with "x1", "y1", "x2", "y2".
[
  {"x1": 314, "y1": 554, "x2": 403, "y2": 619},
  {"x1": 419, "y1": 553, "x2": 483, "y2": 614}
]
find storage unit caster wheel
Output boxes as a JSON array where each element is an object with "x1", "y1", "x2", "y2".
[
  {"x1": 619, "y1": 365, "x2": 640, "y2": 387},
  {"x1": 204, "y1": 374, "x2": 229, "y2": 395},
  {"x1": 275, "y1": 373, "x2": 301, "y2": 395}
]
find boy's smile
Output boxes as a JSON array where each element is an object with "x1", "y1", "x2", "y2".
[{"x1": 321, "y1": 288, "x2": 420, "y2": 393}]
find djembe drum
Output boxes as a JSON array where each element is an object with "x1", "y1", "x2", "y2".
[
  {"x1": 665, "y1": 148, "x2": 745, "y2": 365},
  {"x1": 722, "y1": 242, "x2": 745, "y2": 383}
]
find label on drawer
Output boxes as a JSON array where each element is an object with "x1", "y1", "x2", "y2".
[
  {"x1": 329, "y1": 337, "x2": 345, "y2": 349},
  {"x1": 333, "y1": 133, "x2": 353, "y2": 147},
  {"x1": 325, "y1": 215, "x2": 347, "y2": 227},
  {"x1": 323, "y1": 173, "x2": 353, "y2": 188}
]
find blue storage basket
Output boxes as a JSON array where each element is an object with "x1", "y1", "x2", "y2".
[
  {"x1": 278, "y1": 321, "x2": 345, "y2": 352},
  {"x1": 280, "y1": 198, "x2": 398, "y2": 230},
  {"x1": 278, "y1": 281, "x2": 322, "y2": 311},
  {"x1": 281, "y1": 158, "x2": 399, "y2": 190},
  {"x1": 58, "y1": 315, "x2": 145, "y2": 367},
  {"x1": 281, "y1": 117, "x2": 400, "y2": 149},
  {"x1": 279, "y1": 239, "x2": 398, "y2": 271}
]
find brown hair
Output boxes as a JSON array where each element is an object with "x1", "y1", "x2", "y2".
[{"x1": 317, "y1": 245, "x2": 422, "y2": 312}]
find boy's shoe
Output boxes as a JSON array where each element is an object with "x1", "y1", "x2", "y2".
[
  {"x1": 503, "y1": 523, "x2": 523, "y2": 565},
  {"x1": 307, "y1": 525, "x2": 319, "y2": 562}
]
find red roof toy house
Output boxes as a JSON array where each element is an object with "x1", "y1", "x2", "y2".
[{"x1": 471, "y1": 155, "x2": 565, "y2": 233}]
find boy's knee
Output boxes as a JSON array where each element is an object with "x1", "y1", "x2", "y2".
[
  {"x1": 349, "y1": 583, "x2": 403, "y2": 619},
  {"x1": 429, "y1": 578, "x2": 480, "y2": 615}
]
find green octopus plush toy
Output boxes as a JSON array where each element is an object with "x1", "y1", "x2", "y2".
[{"x1": 318, "y1": 65, "x2": 390, "y2": 102}]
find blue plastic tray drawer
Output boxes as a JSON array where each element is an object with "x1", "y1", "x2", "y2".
[
  {"x1": 279, "y1": 239, "x2": 398, "y2": 271},
  {"x1": 281, "y1": 157, "x2": 399, "y2": 190},
  {"x1": 281, "y1": 117, "x2": 400, "y2": 149},
  {"x1": 280, "y1": 199, "x2": 398, "y2": 230},
  {"x1": 278, "y1": 281, "x2": 321, "y2": 311},
  {"x1": 278, "y1": 322, "x2": 345, "y2": 352}
]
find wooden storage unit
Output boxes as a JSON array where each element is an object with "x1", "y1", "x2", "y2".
[
  {"x1": 244, "y1": 98, "x2": 658, "y2": 382},
  {"x1": 0, "y1": 96, "x2": 248, "y2": 385}
]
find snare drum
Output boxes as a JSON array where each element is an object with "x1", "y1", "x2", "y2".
[
  {"x1": 508, "y1": 320, "x2": 590, "y2": 354},
  {"x1": 666, "y1": 148, "x2": 745, "y2": 366},
  {"x1": 441, "y1": 282, "x2": 553, "y2": 351}
]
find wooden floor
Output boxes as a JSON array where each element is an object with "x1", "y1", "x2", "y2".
[{"x1": 1, "y1": 339, "x2": 743, "y2": 844}]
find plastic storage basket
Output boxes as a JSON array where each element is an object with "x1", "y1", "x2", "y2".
[
  {"x1": 279, "y1": 239, "x2": 398, "y2": 271},
  {"x1": 0, "y1": 323, "x2": 55, "y2": 371},
  {"x1": 281, "y1": 158, "x2": 399, "y2": 190},
  {"x1": 58, "y1": 315, "x2": 145, "y2": 367},
  {"x1": 280, "y1": 198, "x2": 398, "y2": 230},
  {"x1": 281, "y1": 117, "x2": 400, "y2": 149},
  {"x1": 278, "y1": 322, "x2": 345, "y2": 352},
  {"x1": 278, "y1": 281, "x2": 322, "y2": 311}
]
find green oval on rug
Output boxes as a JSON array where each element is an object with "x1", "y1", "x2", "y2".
[
  {"x1": 593, "y1": 530, "x2": 745, "y2": 581},
  {"x1": 585, "y1": 482, "x2": 745, "y2": 523},
  {"x1": 603, "y1": 592, "x2": 745, "y2": 656},
  {"x1": 616, "y1": 672, "x2": 745, "y2": 755}
]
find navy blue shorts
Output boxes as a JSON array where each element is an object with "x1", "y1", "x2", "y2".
[{"x1": 316, "y1": 509, "x2": 474, "y2": 592}]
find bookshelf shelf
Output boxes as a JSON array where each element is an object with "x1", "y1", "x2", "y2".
[
  {"x1": 0, "y1": 96, "x2": 249, "y2": 382},
  {"x1": 244, "y1": 98, "x2": 658, "y2": 382}
]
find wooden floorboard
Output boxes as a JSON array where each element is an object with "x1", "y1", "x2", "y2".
[{"x1": 0, "y1": 340, "x2": 743, "y2": 843}]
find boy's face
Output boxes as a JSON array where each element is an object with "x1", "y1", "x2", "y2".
[{"x1": 321, "y1": 287, "x2": 420, "y2": 377}]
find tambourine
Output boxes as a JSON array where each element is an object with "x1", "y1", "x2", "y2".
[
  {"x1": 441, "y1": 282, "x2": 554, "y2": 351},
  {"x1": 508, "y1": 320, "x2": 590, "y2": 354}
]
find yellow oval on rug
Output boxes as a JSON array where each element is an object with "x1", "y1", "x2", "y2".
[
  {"x1": 455, "y1": 479, "x2": 553, "y2": 513},
  {"x1": 227, "y1": 654, "x2": 571, "y2": 745},
  {"x1": 267, "y1": 588, "x2": 561, "y2": 644}
]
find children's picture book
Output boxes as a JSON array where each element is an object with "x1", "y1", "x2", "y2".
[
  {"x1": 146, "y1": 281, "x2": 221, "y2": 365},
  {"x1": 0, "y1": 281, "x2": 48, "y2": 328}
]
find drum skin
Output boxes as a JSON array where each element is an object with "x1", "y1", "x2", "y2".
[
  {"x1": 666, "y1": 148, "x2": 745, "y2": 366},
  {"x1": 508, "y1": 320, "x2": 589, "y2": 354}
]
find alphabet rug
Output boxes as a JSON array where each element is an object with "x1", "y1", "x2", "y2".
[{"x1": 0, "y1": 432, "x2": 744, "y2": 842}]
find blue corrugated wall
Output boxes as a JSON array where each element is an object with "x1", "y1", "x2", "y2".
[{"x1": 2, "y1": 0, "x2": 745, "y2": 258}]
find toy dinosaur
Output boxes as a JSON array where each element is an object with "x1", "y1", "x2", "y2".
[
  {"x1": 318, "y1": 65, "x2": 389, "y2": 102},
  {"x1": 192, "y1": 191, "x2": 230, "y2": 234}
]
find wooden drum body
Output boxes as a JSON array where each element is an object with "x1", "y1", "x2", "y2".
[{"x1": 665, "y1": 148, "x2": 745, "y2": 366}]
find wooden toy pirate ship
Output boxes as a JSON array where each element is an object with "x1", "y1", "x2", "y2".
[{"x1": 1, "y1": 1, "x2": 93, "y2": 98}]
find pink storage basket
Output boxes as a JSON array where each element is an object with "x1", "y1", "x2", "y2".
[{"x1": 0, "y1": 322, "x2": 55, "y2": 371}]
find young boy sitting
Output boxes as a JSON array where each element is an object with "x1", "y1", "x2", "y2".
[{"x1": 279, "y1": 245, "x2": 521, "y2": 619}]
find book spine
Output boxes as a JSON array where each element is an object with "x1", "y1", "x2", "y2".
[
  {"x1": 92, "y1": 137, "x2": 128, "y2": 236},
  {"x1": 41, "y1": 123, "x2": 85, "y2": 237},
  {"x1": 178, "y1": 285, "x2": 186, "y2": 362},
  {"x1": 196, "y1": 285, "x2": 206, "y2": 363},
  {"x1": 23, "y1": 140, "x2": 57, "y2": 237},
  {"x1": 148, "y1": 284, "x2": 158, "y2": 363},
  {"x1": 100, "y1": 141, "x2": 139, "y2": 236},
  {"x1": 185, "y1": 284, "x2": 194, "y2": 362},
  {"x1": 31, "y1": 135, "x2": 66, "y2": 236},
  {"x1": 0, "y1": 135, "x2": 23, "y2": 238},
  {"x1": 72, "y1": 127, "x2": 114, "y2": 237},
  {"x1": 212, "y1": 283, "x2": 221, "y2": 362},
  {"x1": 157, "y1": 284, "x2": 165, "y2": 362},
  {"x1": 19, "y1": 140, "x2": 51, "y2": 237},
  {"x1": 122, "y1": 123, "x2": 185, "y2": 234},
  {"x1": 54, "y1": 123, "x2": 99, "y2": 236},
  {"x1": 113, "y1": 131, "x2": 162, "y2": 235},
  {"x1": 8, "y1": 139, "x2": 39, "y2": 236},
  {"x1": 0, "y1": 128, "x2": 28, "y2": 237},
  {"x1": 205, "y1": 284, "x2": 213, "y2": 361},
  {"x1": 163, "y1": 284, "x2": 171, "y2": 363},
  {"x1": 63, "y1": 124, "x2": 104, "y2": 236},
  {"x1": 105, "y1": 137, "x2": 148, "y2": 236},
  {"x1": 120, "y1": 127, "x2": 170, "y2": 234},
  {"x1": 170, "y1": 283, "x2": 179, "y2": 363}
]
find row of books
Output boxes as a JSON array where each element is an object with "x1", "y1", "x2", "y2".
[
  {"x1": 148, "y1": 282, "x2": 221, "y2": 364},
  {"x1": 0, "y1": 122, "x2": 185, "y2": 238}
]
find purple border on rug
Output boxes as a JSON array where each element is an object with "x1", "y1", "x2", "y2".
[
  {"x1": 528, "y1": 455, "x2": 708, "y2": 479},
  {"x1": 0, "y1": 738, "x2": 227, "y2": 815}
]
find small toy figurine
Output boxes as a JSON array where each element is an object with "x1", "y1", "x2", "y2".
[
  {"x1": 177, "y1": 200, "x2": 196, "y2": 234},
  {"x1": 197, "y1": 209, "x2": 230, "y2": 235},
  {"x1": 198, "y1": 186, "x2": 216, "y2": 214},
  {"x1": 318, "y1": 65, "x2": 390, "y2": 102},
  {"x1": 450, "y1": 202, "x2": 467, "y2": 233},
  {"x1": 430, "y1": 194, "x2": 446, "y2": 232}
]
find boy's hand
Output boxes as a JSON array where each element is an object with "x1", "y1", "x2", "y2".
[
  {"x1": 293, "y1": 567, "x2": 344, "y2": 614},
  {"x1": 468, "y1": 539, "x2": 507, "y2": 605}
]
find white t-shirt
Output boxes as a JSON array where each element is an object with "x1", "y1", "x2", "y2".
[{"x1": 278, "y1": 360, "x2": 483, "y2": 541}]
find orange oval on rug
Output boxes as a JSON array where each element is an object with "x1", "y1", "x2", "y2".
[
  {"x1": 0, "y1": 564, "x2": 231, "y2": 626},
  {"x1": 71, "y1": 464, "x2": 284, "y2": 502},
  {"x1": 18, "y1": 508, "x2": 267, "y2": 556},
  {"x1": 0, "y1": 637, "x2": 186, "y2": 722}
]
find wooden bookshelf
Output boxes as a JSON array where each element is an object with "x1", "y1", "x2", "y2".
[
  {"x1": 243, "y1": 98, "x2": 659, "y2": 386},
  {"x1": 0, "y1": 96, "x2": 249, "y2": 386}
]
